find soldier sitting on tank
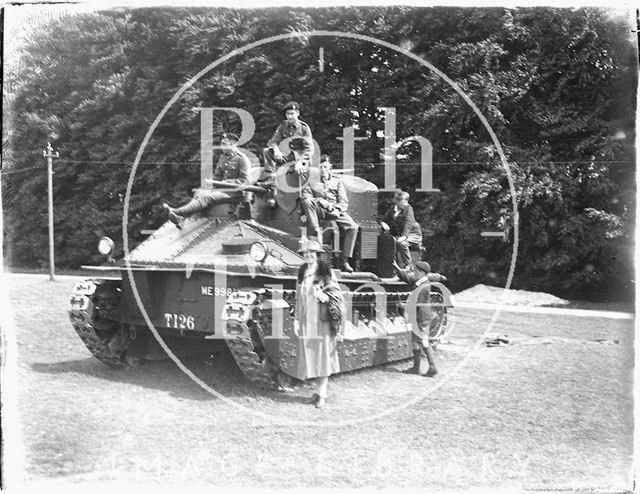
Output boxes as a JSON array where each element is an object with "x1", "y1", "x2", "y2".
[
  {"x1": 393, "y1": 260, "x2": 438, "y2": 377},
  {"x1": 301, "y1": 154, "x2": 358, "y2": 273},
  {"x1": 381, "y1": 190, "x2": 423, "y2": 268},
  {"x1": 163, "y1": 133, "x2": 250, "y2": 229},
  {"x1": 260, "y1": 101, "x2": 313, "y2": 184}
]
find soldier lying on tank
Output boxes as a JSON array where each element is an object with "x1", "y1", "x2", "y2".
[
  {"x1": 381, "y1": 190, "x2": 423, "y2": 268},
  {"x1": 163, "y1": 133, "x2": 250, "y2": 229},
  {"x1": 393, "y1": 260, "x2": 438, "y2": 377},
  {"x1": 301, "y1": 155, "x2": 358, "y2": 273},
  {"x1": 260, "y1": 101, "x2": 313, "y2": 184}
]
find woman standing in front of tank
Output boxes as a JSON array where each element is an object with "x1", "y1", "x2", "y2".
[{"x1": 295, "y1": 239, "x2": 344, "y2": 409}]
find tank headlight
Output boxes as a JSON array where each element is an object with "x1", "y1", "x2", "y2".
[
  {"x1": 249, "y1": 242, "x2": 268, "y2": 262},
  {"x1": 98, "y1": 236, "x2": 115, "y2": 256}
]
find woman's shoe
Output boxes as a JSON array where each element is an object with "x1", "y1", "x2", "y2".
[
  {"x1": 315, "y1": 397, "x2": 327, "y2": 409},
  {"x1": 307, "y1": 393, "x2": 320, "y2": 404}
]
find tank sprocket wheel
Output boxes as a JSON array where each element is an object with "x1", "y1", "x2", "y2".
[
  {"x1": 68, "y1": 279, "x2": 131, "y2": 367},
  {"x1": 224, "y1": 320, "x2": 279, "y2": 389}
]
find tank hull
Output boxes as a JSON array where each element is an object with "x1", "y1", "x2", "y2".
[
  {"x1": 69, "y1": 170, "x2": 453, "y2": 388},
  {"x1": 69, "y1": 266, "x2": 449, "y2": 389}
]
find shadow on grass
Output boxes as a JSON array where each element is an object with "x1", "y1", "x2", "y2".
[{"x1": 28, "y1": 345, "x2": 304, "y2": 403}]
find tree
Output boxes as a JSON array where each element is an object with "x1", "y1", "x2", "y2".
[{"x1": 3, "y1": 6, "x2": 635, "y2": 300}]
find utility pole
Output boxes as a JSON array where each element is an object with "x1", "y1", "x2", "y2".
[{"x1": 43, "y1": 142, "x2": 59, "y2": 281}]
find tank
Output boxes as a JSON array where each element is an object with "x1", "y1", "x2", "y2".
[{"x1": 68, "y1": 162, "x2": 453, "y2": 388}]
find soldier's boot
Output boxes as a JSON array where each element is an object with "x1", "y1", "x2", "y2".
[
  {"x1": 165, "y1": 198, "x2": 209, "y2": 230},
  {"x1": 340, "y1": 254, "x2": 354, "y2": 273},
  {"x1": 162, "y1": 203, "x2": 185, "y2": 230},
  {"x1": 422, "y1": 345, "x2": 439, "y2": 377},
  {"x1": 403, "y1": 349, "x2": 422, "y2": 374}
]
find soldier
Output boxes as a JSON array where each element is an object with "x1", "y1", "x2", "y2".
[
  {"x1": 302, "y1": 155, "x2": 358, "y2": 273},
  {"x1": 262, "y1": 101, "x2": 313, "y2": 179},
  {"x1": 381, "y1": 190, "x2": 422, "y2": 268},
  {"x1": 163, "y1": 133, "x2": 250, "y2": 229},
  {"x1": 394, "y1": 260, "x2": 438, "y2": 377}
]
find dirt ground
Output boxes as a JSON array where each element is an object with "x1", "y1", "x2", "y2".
[{"x1": 2, "y1": 274, "x2": 634, "y2": 490}]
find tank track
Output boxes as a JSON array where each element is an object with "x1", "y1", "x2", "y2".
[
  {"x1": 224, "y1": 319, "x2": 279, "y2": 389},
  {"x1": 68, "y1": 279, "x2": 130, "y2": 367}
]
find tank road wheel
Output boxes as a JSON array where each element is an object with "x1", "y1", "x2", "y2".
[
  {"x1": 122, "y1": 352, "x2": 141, "y2": 368},
  {"x1": 69, "y1": 279, "x2": 132, "y2": 367},
  {"x1": 428, "y1": 291, "x2": 448, "y2": 349}
]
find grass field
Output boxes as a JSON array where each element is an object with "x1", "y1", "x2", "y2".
[{"x1": 2, "y1": 273, "x2": 634, "y2": 490}]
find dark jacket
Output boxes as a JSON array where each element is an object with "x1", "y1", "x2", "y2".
[
  {"x1": 297, "y1": 261, "x2": 345, "y2": 334},
  {"x1": 383, "y1": 203, "x2": 417, "y2": 238}
]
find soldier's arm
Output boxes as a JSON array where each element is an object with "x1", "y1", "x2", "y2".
[
  {"x1": 382, "y1": 207, "x2": 392, "y2": 225},
  {"x1": 335, "y1": 179, "x2": 348, "y2": 212},
  {"x1": 267, "y1": 123, "x2": 283, "y2": 149},
  {"x1": 301, "y1": 123, "x2": 314, "y2": 158},
  {"x1": 236, "y1": 154, "x2": 251, "y2": 184},
  {"x1": 394, "y1": 265, "x2": 412, "y2": 284},
  {"x1": 301, "y1": 166, "x2": 315, "y2": 200},
  {"x1": 402, "y1": 205, "x2": 417, "y2": 237},
  {"x1": 212, "y1": 155, "x2": 223, "y2": 181}
]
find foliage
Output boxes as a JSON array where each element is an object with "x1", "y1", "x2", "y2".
[{"x1": 3, "y1": 6, "x2": 636, "y2": 300}]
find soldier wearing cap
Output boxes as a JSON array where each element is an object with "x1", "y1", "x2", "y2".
[
  {"x1": 163, "y1": 133, "x2": 250, "y2": 229},
  {"x1": 393, "y1": 260, "x2": 439, "y2": 377},
  {"x1": 301, "y1": 154, "x2": 358, "y2": 273},
  {"x1": 262, "y1": 101, "x2": 314, "y2": 176}
]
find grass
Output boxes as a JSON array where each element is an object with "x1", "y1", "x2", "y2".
[{"x1": 2, "y1": 273, "x2": 634, "y2": 490}]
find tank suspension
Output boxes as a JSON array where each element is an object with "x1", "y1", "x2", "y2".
[{"x1": 261, "y1": 287, "x2": 415, "y2": 300}]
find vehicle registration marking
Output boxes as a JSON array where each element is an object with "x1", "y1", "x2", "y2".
[
  {"x1": 201, "y1": 286, "x2": 235, "y2": 297},
  {"x1": 164, "y1": 313, "x2": 195, "y2": 330}
]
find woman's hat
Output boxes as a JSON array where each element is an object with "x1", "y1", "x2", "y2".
[{"x1": 298, "y1": 238, "x2": 324, "y2": 253}]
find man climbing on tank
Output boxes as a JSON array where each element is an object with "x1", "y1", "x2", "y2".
[
  {"x1": 301, "y1": 154, "x2": 358, "y2": 273},
  {"x1": 393, "y1": 260, "x2": 439, "y2": 377},
  {"x1": 260, "y1": 101, "x2": 313, "y2": 184},
  {"x1": 163, "y1": 133, "x2": 250, "y2": 229},
  {"x1": 381, "y1": 190, "x2": 423, "y2": 268}
]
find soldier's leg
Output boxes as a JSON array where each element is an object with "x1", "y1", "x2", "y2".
[
  {"x1": 422, "y1": 343, "x2": 438, "y2": 377},
  {"x1": 416, "y1": 298, "x2": 438, "y2": 377},
  {"x1": 333, "y1": 213, "x2": 358, "y2": 272},
  {"x1": 262, "y1": 148, "x2": 277, "y2": 174},
  {"x1": 405, "y1": 295, "x2": 433, "y2": 375},
  {"x1": 334, "y1": 214, "x2": 358, "y2": 258},
  {"x1": 163, "y1": 192, "x2": 212, "y2": 229},
  {"x1": 164, "y1": 190, "x2": 235, "y2": 229},
  {"x1": 403, "y1": 334, "x2": 423, "y2": 374},
  {"x1": 301, "y1": 198, "x2": 322, "y2": 241},
  {"x1": 396, "y1": 240, "x2": 411, "y2": 268}
]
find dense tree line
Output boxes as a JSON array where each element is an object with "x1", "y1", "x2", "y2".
[{"x1": 3, "y1": 6, "x2": 636, "y2": 300}]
